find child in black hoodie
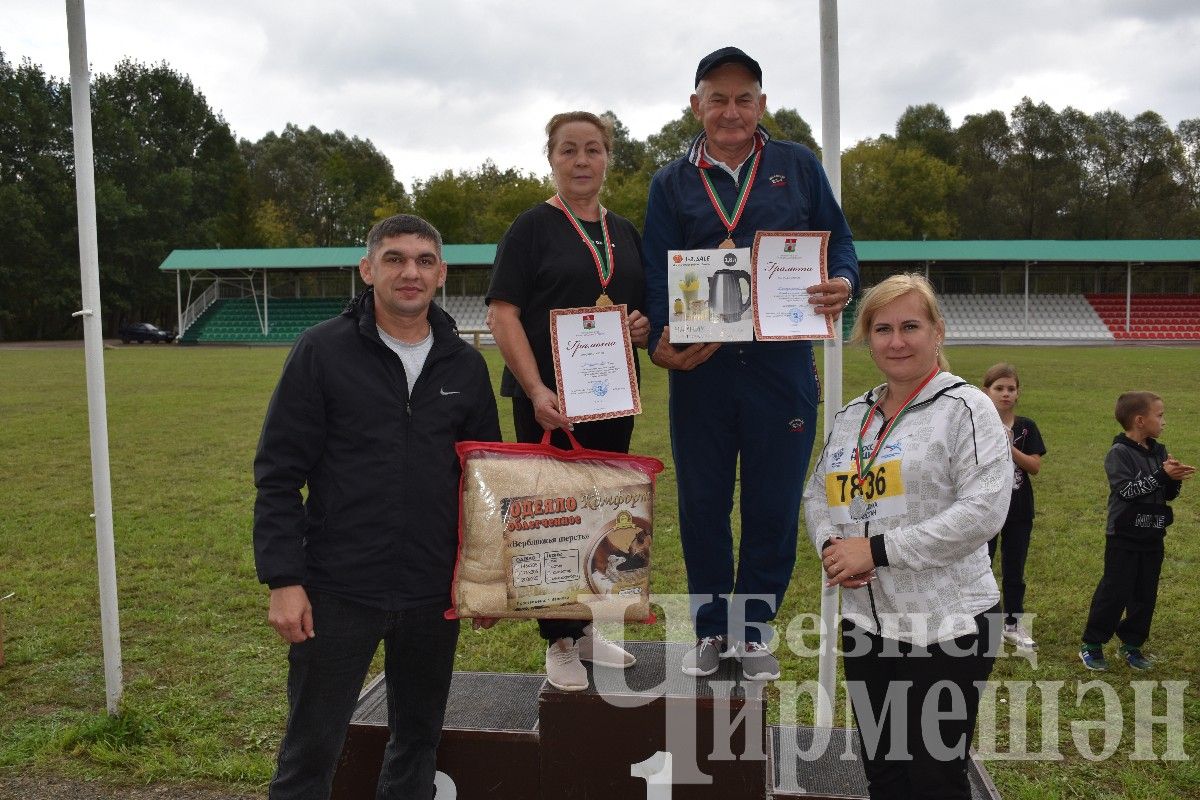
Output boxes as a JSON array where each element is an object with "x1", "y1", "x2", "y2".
[{"x1": 1080, "y1": 391, "x2": 1194, "y2": 671}]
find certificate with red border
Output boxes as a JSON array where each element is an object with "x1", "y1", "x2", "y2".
[
  {"x1": 550, "y1": 305, "x2": 641, "y2": 422},
  {"x1": 750, "y1": 231, "x2": 833, "y2": 340}
]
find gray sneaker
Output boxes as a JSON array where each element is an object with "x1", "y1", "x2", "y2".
[
  {"x1": 739, "y1": 640, "x2": 781, "y2": 681},
  {"x1": 682, "y1": 635, "x2": 728, "y2": 677}
]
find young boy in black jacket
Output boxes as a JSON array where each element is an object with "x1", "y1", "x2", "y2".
[{"x1": 1080, "y1": 391, "x2": 1194, "y2": 671}]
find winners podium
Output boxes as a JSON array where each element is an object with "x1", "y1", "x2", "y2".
[{"x1": 331, "y1": 641, "x2": 1001, "y2": 799}]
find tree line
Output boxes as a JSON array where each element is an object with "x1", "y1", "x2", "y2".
[{"x1": 2, "y1": 49, "x2": 1198, "y2": 340}]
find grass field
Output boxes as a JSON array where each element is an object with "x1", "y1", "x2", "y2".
[{"x1": 0, "y1": 342, "x2": 1197, "y2": 798}]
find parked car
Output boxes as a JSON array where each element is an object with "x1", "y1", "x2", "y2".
[{"x1": 119, "y1": 322, "x2": 177, "y2": 344}]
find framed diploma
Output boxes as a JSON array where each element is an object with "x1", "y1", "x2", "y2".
[
  {"x1": 550, "y1": 305, "x2": 641, "y2": 422},
  {"x1": 750, "y1": 231, "x2": 833, "y2": 340}
]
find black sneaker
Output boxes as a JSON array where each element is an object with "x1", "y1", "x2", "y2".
[{"x1": 1122, "y1": 647, "x2": 1152, "y2": 671}]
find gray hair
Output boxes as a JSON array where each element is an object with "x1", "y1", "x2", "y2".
[{"x1": 365, "y1": 214, "x2": 443, "y2": 259}]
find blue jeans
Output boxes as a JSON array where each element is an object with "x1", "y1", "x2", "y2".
[
  {"x1": 669, "y1": 344, "x2": 818, "y2": 643},
  {"x1": 269, "y1": 591, "x2": 459, "y2": 800}
]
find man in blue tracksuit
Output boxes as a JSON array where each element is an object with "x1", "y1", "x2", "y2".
[{"x1": 642, "y1": 47, "x2": 859, "y2": 680}]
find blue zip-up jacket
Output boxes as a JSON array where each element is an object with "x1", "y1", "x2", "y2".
[{"x1": 642, "y1": 127, "x2": 859, "y2": 354}]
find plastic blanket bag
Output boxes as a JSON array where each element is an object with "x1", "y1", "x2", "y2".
[{"x1": 448, "y1": 431, "x2": 663, "y2": 622}]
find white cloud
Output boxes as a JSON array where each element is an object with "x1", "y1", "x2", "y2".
[{"x1": 5, "y1": 0, "x2": 1198, "y2": 186}]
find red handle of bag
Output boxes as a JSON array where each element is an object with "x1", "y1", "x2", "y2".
[{"x1": 540, "y1": 427, "x2": 583, "y2": 450}]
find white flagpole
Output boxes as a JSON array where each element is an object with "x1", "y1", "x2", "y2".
[
  {"x1": 65, "y1": 0, "x2": 123, "y2": 714},
  {"x1": 816, "y1": 0, "x2": 842, "y2": 730}
]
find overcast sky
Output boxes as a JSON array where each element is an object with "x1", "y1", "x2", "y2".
[{"x1": 6, "y1": 0, "x2": 1199, "y2": 187}]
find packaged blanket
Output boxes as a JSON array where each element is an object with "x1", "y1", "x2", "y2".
[{"x1": 449, "y1": 431, "x2": 663, "y2": 622}]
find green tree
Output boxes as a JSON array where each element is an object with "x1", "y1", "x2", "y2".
[
  {"x1": 89, "y1": 58, "x2": 250, "y2": 329},
  {"x1": 842, "y1": 137, "x2": 963, "y2": 239},
  {"x1": 1176, "y1": 119, "x2": 1200, "y2": 215},
  {"x1": 896, "y1": 103, "x2": 956, "y2": 163},
  {"x1": 411, "y1": 161, "x2": 551, "y2": 243},
  {"x1": 763, "y1": 107, "x2": 819, "y2": 153},
  {"x1": 240, "y1": 124, "x2": 408, "y2": 247},
  {"x1": 1008, "y1": 97, "x2": 1082, "y2": 238},
  {"x1": 1121, "y1": 111, "x2": 1188, "y2": 236},
  {"x1": 0, "y1": 50, "x2": 78, "y2": 339},
  {"x1": 602, "y1": 110, "x2": 647, "y2": 176},
  {"x1": 952, "y1": 110, "x2": 1018, "y2": 238},
  {"x1": 644, "y1": 109, "x2": 702, "y2": 170}
]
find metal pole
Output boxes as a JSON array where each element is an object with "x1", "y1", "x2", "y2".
[
  {"x1": 263, "y1": 270, "x2": 269, "y2": 334},
  {"x1": 175, "y1": 270, "x2": 182, "y2": 337},
  {"x1": 817, "y1": 0, "x2": 842, "y2": 730},
  {"x1": 66, "y1": 0, "x2": 123, "y2": 715},
  {"x1": 1126, "y1": 263, "x2": 1132, "y2": 333},
  {"x1": 1024, "y1": 261, "x2": 1030, "y2": 337}
]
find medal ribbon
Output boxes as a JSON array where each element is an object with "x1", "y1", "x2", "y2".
[
  {"x1": 699, "y1": 147, "x2": 761, "y2": 243},
  {"x1": 552, "y1": 194, "x2": 615, "y2": 290},
  {"x1": 853, "y1": 366, "x2": 941, "y2": 483}
]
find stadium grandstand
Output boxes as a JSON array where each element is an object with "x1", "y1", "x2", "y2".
[{"x1": 159, "y1": 240, "x2": 1200, "y2": 346}]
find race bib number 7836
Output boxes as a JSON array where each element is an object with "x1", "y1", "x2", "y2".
[{"x1": 824, "y1": 458, "x2": 906, "y2": 524}]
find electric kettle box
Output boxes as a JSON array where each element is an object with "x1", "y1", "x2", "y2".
[{"x1": 667, "y1": 248, "x2": 755, "y2": 343}]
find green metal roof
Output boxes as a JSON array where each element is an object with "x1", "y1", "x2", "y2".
[
  {"x1": 854, "y1": 240, "x2": 1200, "y2": 263},
  {"x1": 160, "y1": 240, "x2": 1200, "y2": 272},
  {"x1": 159, "y1": 244, "x2": 498, "y2": 271}
]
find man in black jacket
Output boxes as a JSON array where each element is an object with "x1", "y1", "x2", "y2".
[{"x1": 254, "y1": 214, "x2": 501, "y2": 799}]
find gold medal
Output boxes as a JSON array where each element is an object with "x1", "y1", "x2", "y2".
[
  {"x1": 718, "y1": 237, "x2": 736, "y2": 249},
  {"x1": 551, "y1": 194, "x2": 616, "y2": 306}
]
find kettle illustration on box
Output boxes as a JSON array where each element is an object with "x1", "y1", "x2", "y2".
[{"x1": 707, "y1": 269, "x2": 752, "y2": 322}]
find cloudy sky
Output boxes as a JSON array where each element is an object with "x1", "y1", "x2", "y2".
[{"x1": 6, "y1": 0, "x2": 1199, "y2": 187}]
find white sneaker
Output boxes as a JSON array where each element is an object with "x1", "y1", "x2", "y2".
[
  {"x1": 578, "y1": 624, "x2": 635, "y2": 668},
  {"x1": 545, "y1": 637, "x2": 588, "y2": 691},
  {"x1": 1003, "y1": 622, "x2": 1036, "y2": 650}
]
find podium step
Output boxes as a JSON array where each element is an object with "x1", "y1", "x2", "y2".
[
  {"x1": 768, "y1": 725, "x2": 1001, "y2": 800},
  {"x1": 331, "y1": 643, "x2": 1003, "y2": 799},
  {"x1": 539, "y1": 640, "x2": 767, "y2": 798},
  {"x1": 332, "y1": 671, "x2": 545, "y2": 799}
]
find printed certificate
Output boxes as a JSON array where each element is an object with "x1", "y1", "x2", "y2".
[
  {"x1": 550, "y1": 305, "x2": 641, "y2": 422},
  {"x1": 751, "y1": 231, "x2": 833, "y2": 340}
]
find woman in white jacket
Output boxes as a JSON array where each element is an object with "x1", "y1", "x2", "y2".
[{"x1": 804, "y1": 273, "x2": 1012, "y2": 800}]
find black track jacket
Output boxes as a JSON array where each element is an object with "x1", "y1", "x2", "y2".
[{"x1": 253, "y1": 291, "x2": 501, "y2": 609}]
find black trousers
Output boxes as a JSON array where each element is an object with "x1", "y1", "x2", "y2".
[
  {"x1": 1083, "y1": 540, "x2": 1164, "y2": 648},
  {"x1": 511, "y1": 396, "x2": 635, "y2": 642},
  {"x1": 269, "y1": 593, "x2": 458, "y2": 800},
  {"x1": 987, "y1": 517, "x2": 1032, "y2": 623},
  {"x1": 841, "y1": 606, "x2": 1000, "y2": 800}
]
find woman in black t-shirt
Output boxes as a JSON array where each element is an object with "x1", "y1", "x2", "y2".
[{"x1": 485, "y1": 111, "x2": 648, "y2": 691}]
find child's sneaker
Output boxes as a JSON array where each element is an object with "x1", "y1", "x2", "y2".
[
  {"x1": 1079, "y1": 644, "x2": 1107, "y2": 671},
  {"x1": 1121, "y1": 645, "x2": 1152, "y2": 671},
  {"x1": 1002, "y1": 622, "x2": 1036, "y2": 650}
]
